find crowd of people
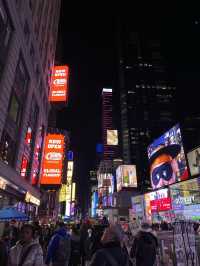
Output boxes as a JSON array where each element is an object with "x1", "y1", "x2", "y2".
[{"x1": 0, "y1": 217, "x2": 200, "y2": 266}]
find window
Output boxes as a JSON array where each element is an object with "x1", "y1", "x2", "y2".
[
  {"x1": 8, "y1": 93, "x2": 21, "y2": 125},
  {"x1": 23, "y1": 20, "x2": 30, "y2": 44},
  {"x1": 0, "y1": 1, "x2": 13, "y2": 74},
  {"x1": 30, "y1": 44, "x2": 35, "y2": 63},
  {"x1": 0, "y1": 130, "x2": 16, "y2": 166},
  {"x1": 13, "y1": 54, "x2": 29, "y2": 94}
]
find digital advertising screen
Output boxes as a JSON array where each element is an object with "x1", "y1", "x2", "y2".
[
  {"x1": 40, "y1": 134, "x2": 64, "y2": 185},
  {"x1": 49, "y1": 65, "x2": 69, "y2": 102},
  {"x1": 170, "y1": 177, "x2": 200, "y2": 210},
  {"x1": 107, "y1": 130, "x2": 118, "y2": 145},
  {"x1": 116, "y1": 165, "x2": 137, "y2": 192},
  {"x1": 148, "y1": 124, "x2": 189, "y2": 189},
  {"x1": 187, "y1": 147, "x2": 200, "y2": 177}
]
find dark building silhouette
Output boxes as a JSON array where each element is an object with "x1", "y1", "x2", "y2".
[{"x1": 116, "y1": 17, "x2": 177, "y2": 190}]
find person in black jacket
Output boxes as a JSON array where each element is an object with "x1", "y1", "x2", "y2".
[
  {"x1": 130, "y1": 222, "x2": 158, "y2": 266},
  {"x1": 0, "y1": 236, "x2": 8, "y2": 266},
  {"x1": 90, "y1": 225, "x2": 129, "y2": 266},
  {"x1": 69, "y1": 226, "x2": 81, "y2": 266}
]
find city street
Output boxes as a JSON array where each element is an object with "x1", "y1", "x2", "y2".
[{"x1": 0, "y1": 1, "x2": 200, "y2": 266}]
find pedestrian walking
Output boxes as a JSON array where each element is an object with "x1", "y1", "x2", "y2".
[
  {"x1": 8, "y1": 224, "x2": 44, "y2": 266},
  {"x1": 80, "y1": 220, "x2": 91, "y2": 266},
  {"x1": 45, "y1": 222, "x2": 71, "y2": 266},
  {"x1": 130, "y1": 222, "x2": 158, "y2": 266},
  {"x1": 89, "y1": 225, "x2": 130, "y2": 266},
  {"x1": 0, "y1": 235, "x2": 8, "y2": 266},
  {"x1": 69, "y1": 225, "x2": 81, "y2": 266}
]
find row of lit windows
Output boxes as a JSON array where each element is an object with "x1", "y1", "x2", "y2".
[{"x1": 135, "y1": 84, "x2": 176, "y2": 90}]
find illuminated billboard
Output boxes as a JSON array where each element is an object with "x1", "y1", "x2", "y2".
[
  {"x1": 72, "y1": 182, "x2": 76, "y2": 201},
  {"x1": 49, "y1": 65, "x2": 69, "y2": 102},
  {"x1": 67, "y1": 161, "x2": 73, "y2": 179},
  {"x1": 107, "y1": 130, "x2": 118, "y2": 145},
  {"x1": 40, "y1": 134, "x2": 64, "y2": 185},
  {"x1": 116, "y1": 165, "x2": 137, "y2": 191},
  {"x1": 148, "y1": 124, "x2": 189, "y2": 190},
  {"x1": 187, "y1": 147, "x2": 200, "y2": 177}
]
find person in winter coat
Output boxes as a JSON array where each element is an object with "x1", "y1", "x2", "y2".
[
  {"x1": 0, "y1": 236, "x2": 8, "y2": 266},
  {"x1": 69, "y1": 226, "x2": 81, "y2": 266},
  {"x1": 8, "y1": 224, "x2": 44, "y2": 266},
  {"x1": 130, "y1": 222, "x2": 158, "y2": 266},
  {"x1": 45, "y1": 222, "x2": 71, "y2": 266},
  {"x1": 89, "y1": 225, "x2": 129, "y2": 266}
]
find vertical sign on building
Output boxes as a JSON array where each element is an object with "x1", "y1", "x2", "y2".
[
  {"x1": 49, "y1": 65, "x2": 69, "y2": 102},
  {"x1": 40, "y1": 134, "x2": 64, "y2": 185}
]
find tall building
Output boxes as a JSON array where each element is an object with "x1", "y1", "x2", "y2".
[
  {"x1": 0, "y1": 0, "x2": 61, "y2": 213},
  {"x1": 102, "y1": 88, "x2": 118, "y2": 160},
  {"x1": 117, "y1": 17, "x2": 177, "y2": 189}
]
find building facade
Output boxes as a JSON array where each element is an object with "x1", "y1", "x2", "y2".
[
  {"x1": 0, "y1": 0, "x2": 61, "y2": 213},
  {"x1": 117, "y1": 18, "x2": 177, "y2": 189},
  {"x1": 102, "y1": 88, "x2": 119, "y2": 160}
]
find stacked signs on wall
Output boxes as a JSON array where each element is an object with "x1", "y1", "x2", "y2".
[{"x1": 174, "y1": 221, "x2": 199, "y2": 266}]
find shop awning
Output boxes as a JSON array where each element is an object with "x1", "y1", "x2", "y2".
[{"x1": 0, "y1": 207, "x2": 29, "y2": 221}]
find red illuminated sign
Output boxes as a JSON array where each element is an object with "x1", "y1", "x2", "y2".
[
  {"x1": 21, "y1": 156, "x2": 28, "y2": 178},
  {"x1": 40, "y1": 134, "x2": 64, "y2": 185},
  {"x1": 49, "y1": 65, "x2": 69, "y2": 102},
  {"x1": 150, "y1": 198, "x2": 172, "y2": 212}
]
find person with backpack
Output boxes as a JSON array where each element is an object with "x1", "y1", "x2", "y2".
[
  {"x1": 45, "y1": 222, "x2": 71, "y2": 266},
  {"x1": 89, "y1": 225, "x2": 130, "y2": 266},
  {"x1": 130, "y1": 222, "x2": 158, "y2": 266},
  {"x1": 8, "y1": 224, "x2": 44, "y2": 266}
]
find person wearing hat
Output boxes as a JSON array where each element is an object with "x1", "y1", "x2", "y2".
[
  {"x1": 130, "y1": 222, "x2": 158, "y2": 266},
  {"x1": 89, "y1": 225, "x2": 129, "y2": 266},
  {"x1": 149, "y1": 143, "x2": 181, "y2": 189}
]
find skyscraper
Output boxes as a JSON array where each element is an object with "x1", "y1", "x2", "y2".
[
  {"x1": 117, "y1": 17, "x2": 177, "y2": 189},
  {"x1": 0, "y1": 0, "x2": 61, "y2": 211},
  {"x1": 102, "y1": 88, "x2": 118, "y2": 160}
]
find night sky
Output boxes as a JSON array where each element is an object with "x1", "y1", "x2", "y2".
[
  {"x1": 56, "y1": 3, "x2": 200, "y2": 211},
  {"x1": 56, "y1": 4, "x2": 116, "y2": 211}
]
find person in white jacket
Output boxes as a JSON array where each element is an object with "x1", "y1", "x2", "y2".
[{"x1": 8, "y1": 224, "x2": 44, "y2": 266}]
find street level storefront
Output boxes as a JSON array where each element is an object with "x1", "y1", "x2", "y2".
[
  {"x1": 144, "y1": 188, "x2": 173, "y2": 223},
  {"x1": 170, "y1": 177, "x2": 200, "y2": 220},
  {"x1": 0, "y1": 161, "x2": 40, "y2": 216}
]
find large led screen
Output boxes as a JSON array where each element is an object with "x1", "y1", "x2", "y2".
[
  {"x1": 116, "y1": 165, "x2": 137, "y2": 191},
  {"x1": 40, "y1": 134, "x2": 64, "y2": 185},
  {"x1": 187, "y1": 147, "x2": 200, "y2": 177},
  {"x1": 107, "y1": 130, "x2": 118, "y2": 145},
  {"x1": 49, "y1": 65, "x2": 69, "y2": 102},
  {"x1": 148, "y1": 124, "x2": 189, "y2": 189}
]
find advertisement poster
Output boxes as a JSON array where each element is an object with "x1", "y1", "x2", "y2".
[
  {"x1": 170, "y1": 177, "x2": 200, "y2": 220},
  {"x1": 116, "y1": 165, "x2": 137, "y2": 191},
  {"x1": 107, "y1": 130, "x2": 118, "y2": 145},
  {"x1": 187, "y1": 147, "x2": 200, "y2": 177},
  {"x1": 148, "y1": 124, "x2": 188, "y2": 189},
  {"x1": 40, "y1": 134, "x2": 64, "y2": 185},
  {"x1": 174, "y1": 221, "x2": 199, "y2": 266},
  {"x1": 49, "y1": 65, "x2": 69, "y2": 102}
]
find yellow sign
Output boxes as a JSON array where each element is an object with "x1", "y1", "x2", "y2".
[
  {"x1": 25, "y1": 192, "x2": 40, "y2": 206},
  {"x1": 67, "y1": 161, "x2": 74, "y2": 179},
  {"x1": 59, "y1": 185, "x2": 67, "y2": 202},
  {"x1": 72, "y1": 183, "x2": 76, "y2": 201}
]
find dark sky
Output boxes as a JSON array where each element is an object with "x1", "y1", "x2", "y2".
[
  {"x1": 56, "y1": 4, "x2": 116, "y2": 210},
  {"x1": 56, "y1": 3, "x2": 200, "y2": 211}
]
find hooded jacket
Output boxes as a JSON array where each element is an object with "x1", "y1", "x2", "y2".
[
  {"x1": 45, "y1": 227, "x2": 71, "y2": 265},
  {"x1": 130, "y1": 230, "x2": 158, "y2": 266},
  {"x1": 90, "y1": 241, "x2": 128, "y2": 266},
  {"x1": 8, "y1": 238, "x2": 43, "y2": 266}
]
